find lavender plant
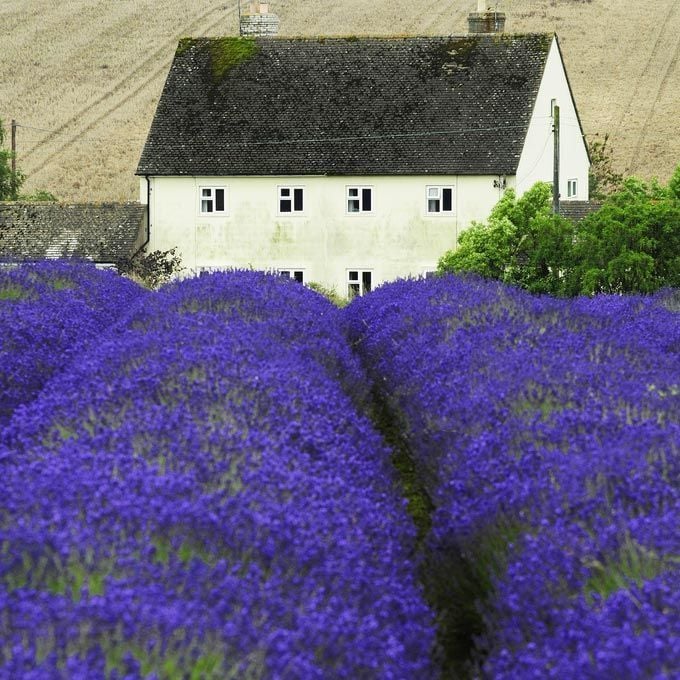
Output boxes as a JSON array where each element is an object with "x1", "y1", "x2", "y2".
[
  {"x1": 1, "y1": 269, "x2": 436, "y2": 678},
  {"x1": 0, "y1": 261, "x2": 146, "y2": 428},
  {"x1": 345, "y1": 273, "x2": 679, "y2": 677}
]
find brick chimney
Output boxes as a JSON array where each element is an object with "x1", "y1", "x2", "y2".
[
  {"x1": 468, "y1": 0, "x2": 506, "y2": 34},
  {"x1": 240, "y1": 1, "x2": 280, "y2": 36}
]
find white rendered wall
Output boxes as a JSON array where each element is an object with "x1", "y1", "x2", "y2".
[
  {"x1": 139, "y1": 174, "x2": 505, "y2": 294},
  {"x1": 515, "y1": 37, "x2": 590, "y2": 200}
]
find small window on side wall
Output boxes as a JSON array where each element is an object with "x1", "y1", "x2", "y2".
[
  {"x1": 200, "y1": 187, "x2": 227, "y2": 214},
  {"x1": 567, "y1": 179, "x2": 578, "y2": 199},
  {"x1": 427, "y1": 186, "x2": 454, "y2": 214},
  {"x1": 279, "y1": 187, "x2": 304, "y2": 214}
]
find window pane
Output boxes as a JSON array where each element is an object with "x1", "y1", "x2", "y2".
[
  {"x1": 428, "y1": 198, "x2": 440, "y2": 212},
  {"x1": 348, "y1": 199, "x2": 360, "y2": 212},
  {"x1": 362, "y1": 271, "x2": 372, "y2": 293},
  {"x1": 348, "y1": 283, "x2": 360, "y2": 299},
  {"x1": 280, "y1": 199, "x2": 291, "y2": 212},
  {"x1": 428, "y1": 187, "x2": 439, "y2": 198},
  {"x1": 293, "y1": 271, "x2": 304, "y2": 283},
  {"x1": 215, "y1": 189, "x2": 225, "y2": 212},
  {"x1": 281, "y1": 188, "x2": 290, "y2": 197},
  {"x1": 349, "y1": 188, "x2": 358, "y2": 197},
  {"x1": 362, "y1": 188, "x2": 372, "y2": 212},
  {"x1": 279, "y1": 270, "x2": 291, "y2": 279},
  {"x1": 202, "y1": 188, "x2": 211, "y2": 197},
  {"x1": 202, "y1": 199, "x2": 213, "y2": 213},
  {"x1": 348, "y1": 270, "x2": 359, "y2": 281},
  {"x1": 294, "y1": 188, "x2": 303, "y2": 211},
  {"x1": 443, "y1": 188, "x2": 452, "y2": 212}
]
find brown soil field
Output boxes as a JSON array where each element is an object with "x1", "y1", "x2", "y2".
[{"x1": 1, "y1": 0, "x2": 678, "y2": 202}]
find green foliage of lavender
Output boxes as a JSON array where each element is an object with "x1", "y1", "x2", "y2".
[
  {"x1": 0, "y1": 265, "x2": 435, "y2": 678},
  {"x1": 345, "y1": 274, "x2": 679, "y2": 678}
]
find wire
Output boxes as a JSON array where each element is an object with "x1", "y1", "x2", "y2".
[
  {"x1": 14, "y1": 123, "x2": 147, "y2": 143},
  {"x1": 15, "y1": 121, "x2": 531, "y2": 146}
]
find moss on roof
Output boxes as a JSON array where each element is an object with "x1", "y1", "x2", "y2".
[{"x1": 177, "y1": 37, "x2": 259, "y2": 83}]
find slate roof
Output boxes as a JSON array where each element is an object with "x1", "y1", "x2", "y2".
[
  {"x1": 559, "y1": 200, "x2": 602, "y2": 222},
  {"x1": 137, "y1": 34, "x2": 554, "y2": 177},
  {"x1": 0, "y1": 203, "x2": 147, "y2": 262}
]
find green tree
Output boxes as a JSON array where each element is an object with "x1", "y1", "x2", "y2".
[
  {"x1": 566, "y1": 167, "x2": 680, "y2": 294},
  {"x1": 588, "y1": 133, "x2": 624, "y2": 201},
  {"x1": 437, "y1": 183, "x2": 574, "y2": 295},
  {"x1": 0, "y1": 119, "x2": 25, "y2": 200}
]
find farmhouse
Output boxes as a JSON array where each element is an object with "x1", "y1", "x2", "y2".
[{"x1": 137, "y1": 6, "x2": 589, "y2": 296}]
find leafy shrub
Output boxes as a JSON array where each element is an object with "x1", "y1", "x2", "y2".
[
  {"x1": 439, "y1": 166, "x2": 680, "y2": 296},
  {"x1": 115, "y1": 248, "x2": 183, "y2": 289}
]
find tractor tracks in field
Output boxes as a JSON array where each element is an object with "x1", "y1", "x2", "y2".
[
  {"x1": 617, "y1": 0, "x2": 680, "y2": 174},
  {"x1": 25, "y1": 4, "x2": 237, "y2": 179}
]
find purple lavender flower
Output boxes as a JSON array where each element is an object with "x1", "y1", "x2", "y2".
[{"x1": 1, "y1": 267, "x2": 436, "y2": 678}]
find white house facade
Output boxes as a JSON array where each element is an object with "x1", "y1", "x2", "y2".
[
  {"x1": 143, "y1": 174, "x2": 510, "y2": 290},
  {"x1": 137, "y1": 30, "x2": 589, "y2": 297}
]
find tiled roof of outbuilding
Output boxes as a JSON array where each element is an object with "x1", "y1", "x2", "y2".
[
  {"x1": 137, "y1": 34, "x2": 553, "y2": 177},
  {"x1": 0, "y1": 203, "x2": 147, "y2": 262},
  {"x1": 559, "y1": 200, "x2": 602, "y2": 222}
]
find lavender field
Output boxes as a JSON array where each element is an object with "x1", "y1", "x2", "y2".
[
  {"x1": 346, "y1": 275, "x2": 680, "y2": 678},
  {"x1": 1, "y1": 262, "x2": 679, "y2": 678}
]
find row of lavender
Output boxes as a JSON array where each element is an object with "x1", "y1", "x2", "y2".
[
  {"x1": 1, "y1": 265, "x2": 435, "y2": 678},
  {"x1": 0, "y1": 262, "x2": 146, "y2": 427},
  {"x1": 345, "y1": 275, "x2": 680, "y2": 678}
]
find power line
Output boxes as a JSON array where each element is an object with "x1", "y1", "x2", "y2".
[{"x1": 10, "y1": 121, "x2": 537, "y2": 154}]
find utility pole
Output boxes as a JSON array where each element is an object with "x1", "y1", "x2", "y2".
[
  {"x1": 11, "y1": 119, "x2": 17, "y2": 177},
  {"x1": 552, "y1": 104, "x2": 560, "y2": 214}
]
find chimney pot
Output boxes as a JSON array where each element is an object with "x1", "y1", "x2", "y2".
[
  {"x1": 468, "y1": 1, "x2": 506, "y2": 34},
  {"x1": 240, "y1": 0, "x2": 279, "y2": 35}
]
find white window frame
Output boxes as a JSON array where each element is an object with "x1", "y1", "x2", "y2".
[
  {"x1": 426, "y1": 185, "x2": 455, "y2": 215},
  {"x1": 567, "y1": 178, "x2": 578, "y2": 199},
  {"x1": 278, "y1": 186, "x2": 305, "y2": 215},
  {"x1": 347, "y1": 269, "x2": 373, "y2": 299},
  {"x1": 278, "y1": 269, "x2": 305, "y2": 284},
  {"x1": 346, "y1": 186, "x2": 373, "y2": 214},
  {"x1": 199, "y1": 186, "x2": 228, "y2": 215}
]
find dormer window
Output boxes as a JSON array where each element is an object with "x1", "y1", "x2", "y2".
[{"x1": 567, "y1": 178, "x2": 578, "y2": 198}]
